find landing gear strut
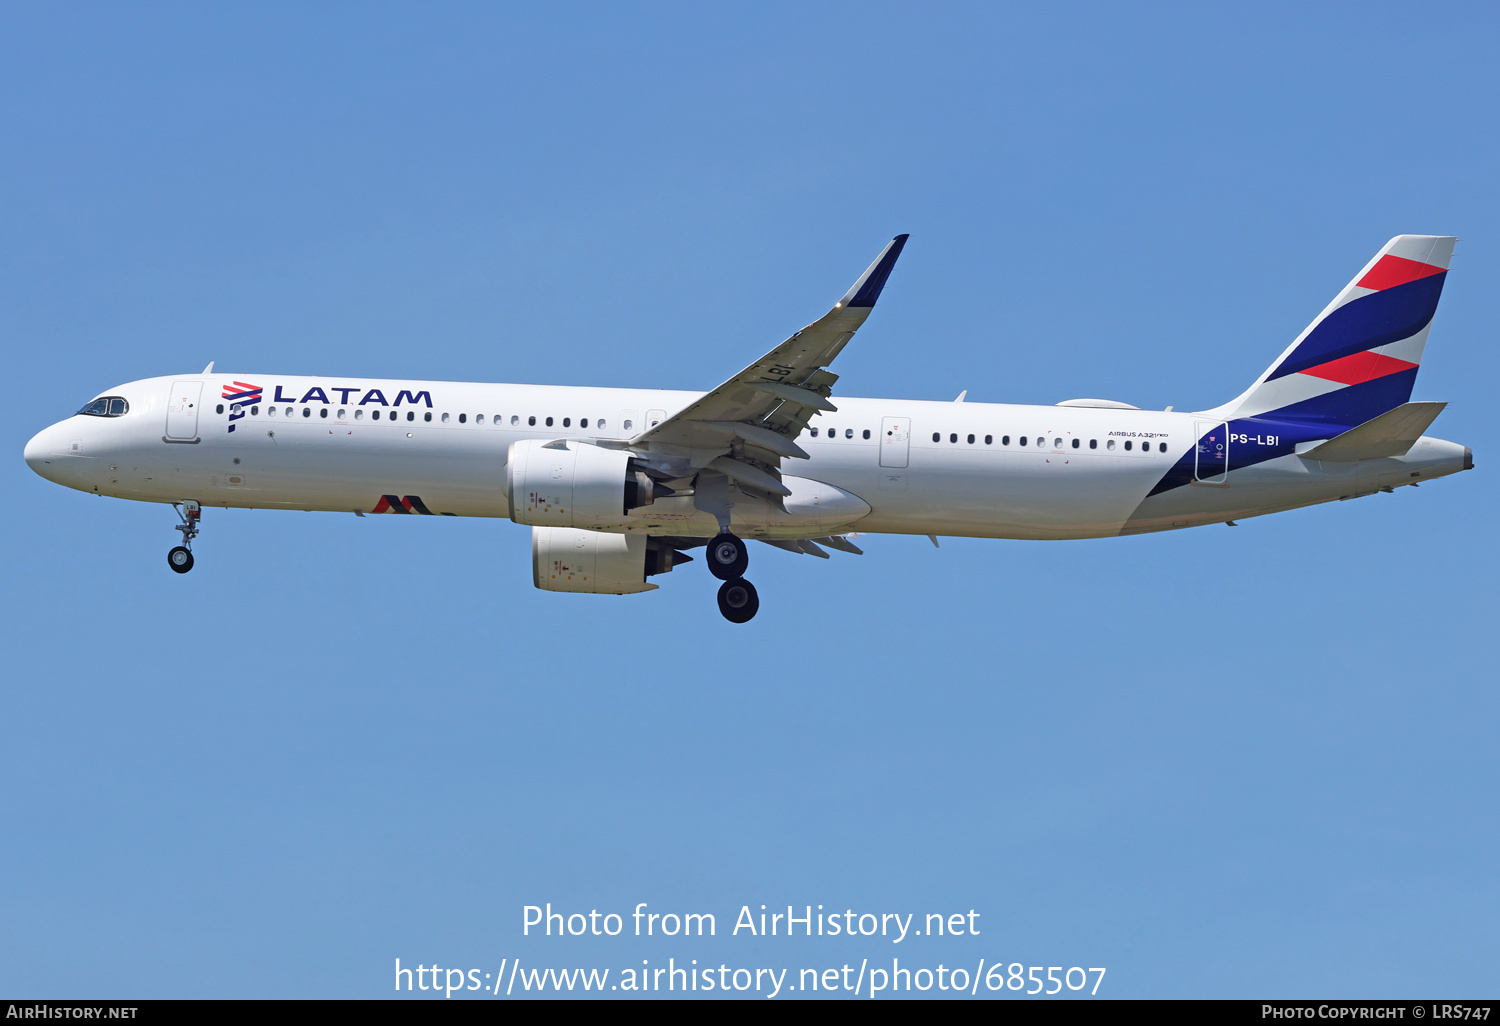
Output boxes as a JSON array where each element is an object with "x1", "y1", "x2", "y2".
[
  {"x1": 168, "y1": 501, "x2": 200, "y2": 574},
  {"x1": 717, "y1": 577, "x2": 759, "y2": 623}
]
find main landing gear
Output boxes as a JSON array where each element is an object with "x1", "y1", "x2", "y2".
[
  {"x1": 716, "y1": 577, "x2": 759, "y2": 623},
  {"x1": 706, "y1": 532, "x2": 748, "y2": 580},
  {"x1": 168, "y1": 501, "x2": 200, "y2": 574},
  {"x1": 707, "y1": 532, "x2": 758, "y2": 623}
]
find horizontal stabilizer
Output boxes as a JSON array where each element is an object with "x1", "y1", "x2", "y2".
[{"x1": 1296, "y1": 401, "x2": 1447, "y2": 462}]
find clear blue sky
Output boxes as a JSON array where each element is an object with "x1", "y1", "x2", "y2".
[{"x1": 2, "y1": 2, "x2": 1495, "y2": 999}]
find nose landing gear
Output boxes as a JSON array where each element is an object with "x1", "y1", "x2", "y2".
[{"x1": 168, "y1": 501, "x2": 201, "y2": 574}]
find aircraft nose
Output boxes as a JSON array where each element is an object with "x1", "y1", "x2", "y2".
[{"x1": 24, "y1": 425, "x2": 59, "y2": 478}]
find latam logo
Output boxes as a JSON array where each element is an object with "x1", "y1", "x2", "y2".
[
  {"x1": 269, "y1": 385, "x2": 434, "y2": 407},
  {"x1": 221, "y1": 381, "x2": 263, "y2": 432},
  {"x1": 371, "y1": 494, "x2": 453, "y2": 515}
]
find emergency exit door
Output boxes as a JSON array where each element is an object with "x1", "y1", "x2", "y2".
[
  {"x1": 165, "y1": 381, "x2": 203, "y2": 441},
  {"x1": 880, "y1": 416, "x2": 911, "y2": 468}
]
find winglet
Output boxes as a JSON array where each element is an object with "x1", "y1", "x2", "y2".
[{"x1": 841, "y1": 234, "x2": 909, "y2": 308}]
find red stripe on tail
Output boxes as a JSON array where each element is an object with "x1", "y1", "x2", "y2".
[
  {"x1": 1357, "y1": 254, "x2": 1445, "y2": 291},
  {"x1": 1298, "y1": 351, "x2": 1418, "y2": 386}
]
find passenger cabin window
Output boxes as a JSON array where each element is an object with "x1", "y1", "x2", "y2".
[
  {"x1": 932, "y1": 432, "x2": 940, "y2": 442},
  {"x1": 1002, "y1": 435, "x2": 1010, "y2": 445},
  {"x1": 545, "y1": 417, "x2": 554, "y2": 427},
  {"x1": 1089, "y1": 439, "x2": 1097, "y2": 449},
  {"x1": 581, "y1": 418, "x2": 588, "y2": 428},
  {"x1": 562, "y1": 417, "x2": 570, "y2": 427},
  {"x1": 320, "y1": 408, "x2": 328, "y2": 418},
  {"x1": 302, "y1": 408, "x2": 311, "y2": 418},
  {"x1": 1019, "y1": 436, "x2": 1027, "y2": 446},
  {"x1": 1071, "y1": 438, "x2": 1080, "y2": 448},
  {"x1": 811, "y1": 427, "x2": 819, "y2": 437},
  {"x1": 845, "y1": 429, "x2": 853, "y2": 439},
  {"x1": 1107, "y1": 439, "x2": 1116, "y2": 450},
  {"x1": 459, "y1": 414, "x2": 467, "y2": 424},
  {"x1": 967, "y1": 434, "x2": 975, "y2": 444},
  {"x1": 862, "y1": 429, "x2": 871, "y2": 439},
  {"x1": 949, "y1": 433, "x2": 958, "y2": 443},
  {"x1": 985, "y1": 435, "x2": 992, "y2": 444},
  {"x1": 442, "y1": 413, "x2": 450, "y2": 423},
  {"x1": 79, "y1": 396, "x2": 129, "y2": 417},
  {"x1": 1124, "y1": 440, "x2": 1132, "y2": 450}
]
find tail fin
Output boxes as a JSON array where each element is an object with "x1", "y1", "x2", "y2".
[{"x1": 1212, "y1": 235, "x2": 1454, "y2": 429}]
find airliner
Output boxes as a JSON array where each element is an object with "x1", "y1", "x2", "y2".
[{"x1": 23, "y1": 234, "x2": 1473, "y2": 622}]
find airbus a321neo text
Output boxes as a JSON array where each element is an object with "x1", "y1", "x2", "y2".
[{"x1": 24, "y1": 234, "x2": 1474, "y2": 622}]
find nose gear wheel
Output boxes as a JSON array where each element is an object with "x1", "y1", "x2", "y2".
[{"x1": 167, "y1": 501, "x2": 201, "y2": 574}]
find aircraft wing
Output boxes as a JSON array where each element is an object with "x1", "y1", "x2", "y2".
[{"x1": 631, "y1": 235, "x2": 908, "y2": 497}]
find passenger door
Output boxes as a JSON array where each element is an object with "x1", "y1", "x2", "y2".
[{"x1": 165, "y1": 381, "x2": 203, "y2": 441}]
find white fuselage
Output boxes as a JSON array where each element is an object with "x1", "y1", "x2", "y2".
[{"x1": 24, "y1": 373, "x2": 1471, "y2": 541}]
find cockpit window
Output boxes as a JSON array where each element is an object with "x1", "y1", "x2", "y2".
[{"x1": 79, "y1": 396, "x2": 129, "y2": 417}]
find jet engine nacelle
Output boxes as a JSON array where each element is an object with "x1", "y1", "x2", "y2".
[
  {"x1": 532, "y1": 527, "x2": 657, "y2": 594},
  {"x1": 507, "y1": 438, "x2": 655, "y2": 528}
]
